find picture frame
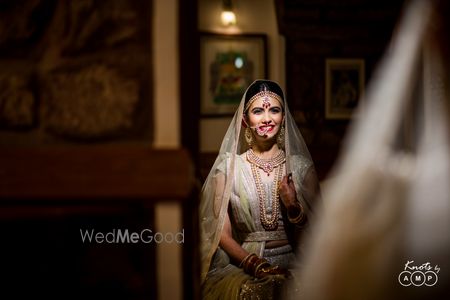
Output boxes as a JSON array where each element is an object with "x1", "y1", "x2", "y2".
[
  {"x1": 200, "y1": 32, "x2": 268, "y2": 116},
  {"x1": 325, "y1": 58, "x2": 365, "y2": 119}
]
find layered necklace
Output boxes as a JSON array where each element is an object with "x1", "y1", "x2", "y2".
[
  {"x1": 247, "y1": 148, "x2": 285, "y2": 176},
  {"x1": 247, "y1": 149, "x2": 285, "y2": 231}
]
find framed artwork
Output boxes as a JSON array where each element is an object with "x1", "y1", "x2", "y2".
[
  {"x1": 200, "y1": 32, "x2": 267, "y2": 116},
  {"x1": 325, "y1": 58, "x2": 365, "y2": 119}
]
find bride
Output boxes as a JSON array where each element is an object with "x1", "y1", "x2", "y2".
[{"x1": 200, "y1": 80, "x2": 321, "y2": 299}]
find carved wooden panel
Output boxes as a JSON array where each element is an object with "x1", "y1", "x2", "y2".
[{"x1": 0, "y1": 0, "x2": 153, "y2": 143}]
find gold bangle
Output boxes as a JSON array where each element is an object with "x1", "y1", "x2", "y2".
[
  {"x1": 242, "y1": 254, "x2": 270, "y2": 277},
  {"x1": 288, "y1": 213, "x2": 304, "y2": 224},
  {"x1": 243, "y1": 254, "x2": 259, "y2": 275},
  {"x1": 288, "y1": 203, "x2": 304, "y2": 224},
  {"x1": 254, "y1": 260, "x2": 271, "y2": 277},
  {"x1": 239, "y1": 253, "x2": 255, "y2": 268}
]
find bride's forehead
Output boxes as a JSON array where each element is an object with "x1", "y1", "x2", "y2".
[{"x1": 249, "y1": 96, "x2": 282, "y2": 108}]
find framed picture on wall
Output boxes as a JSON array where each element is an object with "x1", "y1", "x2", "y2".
[
  {"x1": 200, "y1": 32, "x2": 268, "y2": 116},
  {"x1": 325, "y1": 58, "x2": 365, "y2": 119}
]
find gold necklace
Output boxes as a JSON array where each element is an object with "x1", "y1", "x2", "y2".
[
  {"x1": 250, "y1": 163, "x2": 284, "y2": 231},
  {"x1": 246, "y1": 148, "x2": 285, "y2": 176},
  {"x1": 247, "y1": 149, "x2": 285, "y2": 231}
]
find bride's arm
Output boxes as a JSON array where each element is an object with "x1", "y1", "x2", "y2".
[
  {"x1": 218, "y1": 211, "x2": 249, "y2": 265},
  {"x1": 212, "y1": 171, "x2": 248, "y2": 265},
  {"x1": 214, "y1": 170, "x2": 291, "y2": 278},
  {"x1": 279, "y1": 165, "x2": 322, "y2": 223},
  {"x1": 219, "y1": 210, "x2": 291, "y2": 278}
]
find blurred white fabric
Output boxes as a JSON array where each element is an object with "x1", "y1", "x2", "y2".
[{"x1": 291, "y1": 1, "x2": 450, "y2": 299}]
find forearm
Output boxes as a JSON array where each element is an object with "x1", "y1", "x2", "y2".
[
  {"x1": 285, "y1": 196, "x2": 306, "y2": 224},
  {"x1": 219, "y1": 211, "x2": 249, "y2": 265},
  {"x1": 219, "y1": 212, "x2": 291, "y2": 278},
  {"x1": 219, "y1": 234, "x2": 249, "y2": 265}
]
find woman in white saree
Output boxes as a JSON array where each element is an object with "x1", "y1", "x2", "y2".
[{"x1": 200, "y1": 80, "x2": 321, "y2": 299}]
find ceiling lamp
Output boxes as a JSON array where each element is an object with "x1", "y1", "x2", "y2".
[{"x1": 221, "y1": 0, "x2": 236, "y2": 26}]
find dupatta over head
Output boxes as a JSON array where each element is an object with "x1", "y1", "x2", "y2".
[{"x1": 199, "y1": 79, "x2": 317, "y2": 283}]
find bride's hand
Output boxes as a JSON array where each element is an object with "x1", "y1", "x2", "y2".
[
  {"x1": 255, "y1": 264, "x2": 292, "y2": 279},
  {"x1": 278, "y1": 173, "x2": 297, "y2": 207}
]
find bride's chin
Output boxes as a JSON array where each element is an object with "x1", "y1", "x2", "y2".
[{"x1": 255, "y1": 134, "x2": 278, "y2": 143}]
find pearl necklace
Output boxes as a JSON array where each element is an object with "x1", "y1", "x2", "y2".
[
  {"x1": 246, "y1": 149, "x2": 285, "y2": 176},
  {"x1": 247, "y1": 149, "x2": 285, "y2": 231}
]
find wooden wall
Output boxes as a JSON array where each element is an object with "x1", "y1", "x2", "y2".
[
  {"x1": 0, "y1": 0, "x2": 153, "y2": 144},
  {"x1": 275, "y1": 0, "x2": 405, "y2": 179},
  {"x1": 0, "y1": 147, "x2": 197, "y2": 299}
]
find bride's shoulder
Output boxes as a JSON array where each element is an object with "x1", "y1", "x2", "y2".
[
  {"x1": 214, "y1": 152, "x2": 247, "y2": 173},
  {"x1": 238, "y1": 152, "x2": 247, "y2": 161}
]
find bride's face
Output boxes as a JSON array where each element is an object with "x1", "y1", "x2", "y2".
[{"x1": 246, "y1": 96, "x2": 283, "y2": 142}]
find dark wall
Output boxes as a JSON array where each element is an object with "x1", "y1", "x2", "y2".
[
  {"x1": 0, "y1": 0, "x2": 153, "y2": 145},
  {"x1": 276, "y1": 0, "x2": 405, "y2": 179},
  {"x1": 0, "y1": 147, "x2": 196, "y2": 299},
  {"x1": 0, "y1": 1, "x2": 203, "y2": 298}
]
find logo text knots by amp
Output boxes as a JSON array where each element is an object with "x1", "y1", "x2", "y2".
[{"x1": 398, "y1": 260, "x2": 440, "y2": 287}]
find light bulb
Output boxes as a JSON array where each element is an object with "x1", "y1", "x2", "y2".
[{"x1": 221, "y1": 10, "x2": 236, "y2": 26}]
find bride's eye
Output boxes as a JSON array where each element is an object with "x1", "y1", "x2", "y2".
[
  {"x1": 270, "y1": 107, "x2": 281, "y2": 113},
  {"x1": 251, "y1": 108, "x2": 263, "y2": 114}
]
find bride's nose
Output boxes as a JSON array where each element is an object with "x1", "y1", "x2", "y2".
[{"x1": 262, "y1": 117, "x2": 272, "y2": 124}]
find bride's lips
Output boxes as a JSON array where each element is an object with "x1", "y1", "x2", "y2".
[{"x1": 259, "y1": 125, "x2": 274, "y2": 132}]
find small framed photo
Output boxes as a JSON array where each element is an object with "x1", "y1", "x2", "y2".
[
  {"x1": 325, "y1": 58, "x2": 365, "y2": 119},
  {"x1": 200, "y1": 32, "x2": 268, "y2": 116}
]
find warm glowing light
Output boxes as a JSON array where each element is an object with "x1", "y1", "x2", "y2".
[
  {"x1": 234, "y1": 57, "x2": 243, "y2": 69},
  {"x1": 221, "y1": 11, "x2": 236, "y2": 26}
]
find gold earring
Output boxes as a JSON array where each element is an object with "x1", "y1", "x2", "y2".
[
  {"x1": 245, "y1": 127, "x2": 253, "y2": 147},
  {"x1": 277, "y1": 124, "x2": 285, "y2": 149}
]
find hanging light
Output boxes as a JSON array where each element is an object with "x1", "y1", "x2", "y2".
[{"x1": 221, "y1": 0, "x2": 236, "y2": 26}]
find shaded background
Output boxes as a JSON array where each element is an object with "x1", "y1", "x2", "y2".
[{"x1": 0, "y1": 0, "x2": 414, "y2": 299}]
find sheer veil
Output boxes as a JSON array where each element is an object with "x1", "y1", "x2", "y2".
[{"x1": 199, "y1": 80, "x2": 316, "y2": 283}]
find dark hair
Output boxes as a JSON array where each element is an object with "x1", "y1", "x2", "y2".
[{"x1": 244, "y1": 80, "x2": 285, "y2": 107}]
